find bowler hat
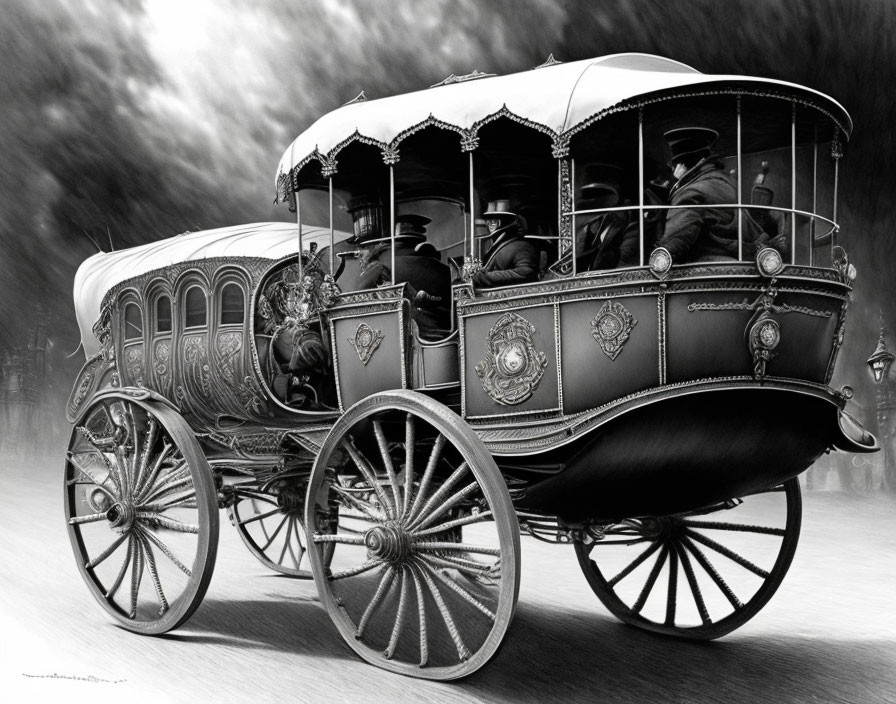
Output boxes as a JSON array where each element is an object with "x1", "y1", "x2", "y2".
[{"x1": 665, "y1": 127, "x2": 719, "y2": 166}]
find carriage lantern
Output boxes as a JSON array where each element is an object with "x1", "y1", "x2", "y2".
[{"x1": 867, "y1": 324, "x2": 894, "y2": 383}]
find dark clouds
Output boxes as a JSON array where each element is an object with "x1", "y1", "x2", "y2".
[{"x1": 0, "y1": 0, "x2": 893, "y2": 404}]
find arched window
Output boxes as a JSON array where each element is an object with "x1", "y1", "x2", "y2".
[
  {"x1": 123, "y1": 302, "x2": 142, "y2": 341},
  {"x1": 219, "y1": 283, "x2": 244, "y2": 325},
  {"x1": 184, "y1": 286, "x2": 207, "y2": 328},
  {"x1": 156, "y1": 295, "x2": 172, "y2": 333}
]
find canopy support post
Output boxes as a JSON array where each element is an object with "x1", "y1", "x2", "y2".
[
  {"x1": 328, "y1": 176, "x2": 335, "y2": 275},
  {"x1": 736, "y1": 96, "x2": 743, "y2": 262},
  {"x1": 810, "y1": 127, "x2": 818, "y2": 267},
  {"x1": 296, "y1": 190, "x2": 303, "y2": 281},
  {"x1": 791, "y1": 102, "x2": 797, "y2": 265},
  {"x1": 390, "y1": 164, "x2": 396, "y2": 285},
  {"x1": 639, "y1": 108, "x2": 645, "y2": 266}
]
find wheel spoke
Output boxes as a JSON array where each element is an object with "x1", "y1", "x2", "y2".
[
  {"x1": 632, "y1": 544, "x2": 668, "y2": 615},
  {"x1": 140, "y1": 471, "x2": 191, "y2": 506},
  {"x1": 69, "y1": 512, "x2": 108, "y2": 525},
  {"x1": 105, "y1": 536, "x2": 134, "y2": 600},
  {"x1": 278, "y1": 517, "x2": 294, "y2": 567},
  {"x1": 410, "y1": 563, "x2": 428, "y2": 666},
  {"x1": 424, "y1": 559, "x2": 496, "y2": 620},
  {"x1": 260, "y1": 515, "x2": 289, "y2": 552},
  {"x1": 290, "y1": 517, "x2": 305, "y2": 569},
  {"x1": 137, "y1": 513, "x2": 200, "y2": 534},
  {"x1": 384, "y1": 567, "x2": 410, "y2": 659},
  {"x1": 331, "y1": 483, "x2": 383, "y2": 522},
  {"x1": 356, "y1": 565, "x2": 395, "y2": 639},
  {"x1": 133, "y1": 416, "x2": 158, "y2": 498},
  {"x1": 402, "y1": 414, "x2": 415, "y2": 518},
  {"x1": 410, "y1": 510, "x2": 493, "y2": 538},
  {"x1": 129, "y1": 536, "x2": 145, "y2": 619},
  {"x1": 682, "y1": 519, "x2": 786, "y2": 536},
  {"x1": 67, "y1": 452, "x2": 117, "y2": 496},
  {"x1": 237, "y1": 507, "x2": 282, "y2": 526},
  {"x1": 143, "y1": 488, "x2": 197, "y2": 513},
  {"x1": 138, "y1": 526, "x2": 192, "y2": 577},
  {"x1": 343, "y1": 438, "x2": 396, "y2": 519},
  {"x1": 685, "y1": 528, "x2": 770, "y2": 578},
  {"x1": 675, "y1": 542, "x2": 711, "y2": 625},
  {"x1": 680, "y1": 535, "x2": 742, "y2": 609},
  {"x1": 313, "y1": 533, "x2": 366, "y2": 545},
  {"x1": 412, "y1": 542, "x2": 500, "y2": 557},
  {"x1": 407, "y1": 481, "x2": 480, "y2": 533},
  {"x1": 329, "y1": 559, "x2": 383, "y2": 581},
  {"x1": 406, "y1": 434, "x2": 446, "y2": 523},
  {"x1": 417, "y1": 552, "x2": 499, "y2": 580},
  {"x1": 665, "y1": 543, "x2": 678, "y2": 626},
  {"x1": 601, "y1": 539, "x2": 662, "y2": 588},
  {"x1": 134, "y1": 442, "x2": 175, "y2": 503},
  {"x1": 86, "y1": 532, "x2": 129, "y2": 570},
  {"x1": 136, "y1": 532, "x2": 169, "y2": 616},
  {"x1": 416, "y1": 560, "x2": 471, "y2": 662},
  {"x1": 373, "y1": 420, "x2": 403, "y2": 517},
  {"x1": 405, "y1": 462, "x2": 469, "y2": 531}
]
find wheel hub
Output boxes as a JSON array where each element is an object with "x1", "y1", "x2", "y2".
[
  {"x1": 364, "y1": 523, "x2": 410, "y2": 564},
  {"x1": 106, "y1": 501, "x2": 136, "y2": 533}
]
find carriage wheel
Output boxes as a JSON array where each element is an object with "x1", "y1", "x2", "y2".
[
  {"x1": 64, "y1": 393, "x2": 219, "y2": 634},
  {"x1": 305, "y1": 390, "x2": 520, "y2": 680},
  {"x1": 227, "y1": 477, "x2": 314, "y2": 578},
  {"x1": 574, "y1": 479, "x2": 801, "y2": 639}
]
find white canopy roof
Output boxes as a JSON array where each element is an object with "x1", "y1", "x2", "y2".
[
  {"x1": 74, "y1": 221, "x2": 348, "y2": 356},
  {"x1": 275, "y1": 53, "x2": 851, "y2": 196}
]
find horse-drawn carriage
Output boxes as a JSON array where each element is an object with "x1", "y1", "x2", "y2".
[{"x1": 65, "y1": 54, "x2": 876, "y2": 679}]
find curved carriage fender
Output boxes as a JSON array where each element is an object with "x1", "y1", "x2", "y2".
[
  {"x1": 833, "y1": 408, "x2": 879, "y2": 453},
  {"x1": 70, "y1": 386, "x2": 180, "y2": 426}
]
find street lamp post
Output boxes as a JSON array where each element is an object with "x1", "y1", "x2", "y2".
[{"x1": 866, "y1": 318, "x2": 896, "y2": 492}]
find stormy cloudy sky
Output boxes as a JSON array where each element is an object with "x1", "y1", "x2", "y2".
[{"x1": 1, "y1": 0, "x2": 894, "y2": 405}]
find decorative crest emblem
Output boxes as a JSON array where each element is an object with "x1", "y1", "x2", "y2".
[
  {"x1": 349, "y1": 323, "x2": 384, "y2": 365},
  {"x1": 748, "y1": 313, "x2": 780, "y2": 380},
  {"x1": 475, "y1": 313, "x2": 548, "y2": 406},
  {"x1": 591, "y1": 300, "x2": 637, "y2": 361}
]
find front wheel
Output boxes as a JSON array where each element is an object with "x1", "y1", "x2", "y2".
[
  {"x1": 305, "y1": 390, "x2": 520, "y2": 680},
  {"x1": 65, "y1": 393, "x2": 219, "y2": 634},
  {"x1": 574, "y1": 479, "x2": 801, "y2": 639}
]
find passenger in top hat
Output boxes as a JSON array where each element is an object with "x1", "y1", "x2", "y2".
[
  {"x1": 357, "y1": 212, "x2": 451, "y2": 338},
  {"x1": 653, "y1": 126, "x2": 759, "y2": 263},
  {"x1": 471, "y1": 199, "x2": 539, "y2": 287}
]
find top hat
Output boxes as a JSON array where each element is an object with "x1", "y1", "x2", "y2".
[
  {"x1": 346, "y1": 196, "x2": 384, "y2": 245},
  {"x1": 664, "y1": 127, "x2": 719, "y2": 166},
  {"x1": 483, "y1": 199, "x2": 517, "y2": 219},
  {"x1": 394, "y1": 213, "x2": 431, "y2": 241}
]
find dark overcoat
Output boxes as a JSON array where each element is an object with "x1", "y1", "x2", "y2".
[{"x1": 472, "y1": 234, "x2": 539, "y2": 287}]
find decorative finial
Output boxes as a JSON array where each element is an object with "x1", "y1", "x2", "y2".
[
  {"x1": 430, "y1": 69, "x2": 497, "y2": 88},
  {"x1": 343, "y1": 91, "x2": 368, "y2": 105},
  {"x1": 533, "y1": 54, "x2": 562, "y2": 69}
]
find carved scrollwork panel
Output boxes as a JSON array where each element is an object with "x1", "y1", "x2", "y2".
[{"x1": 475, "y1": 312, "x2": 548, "y2": 405}]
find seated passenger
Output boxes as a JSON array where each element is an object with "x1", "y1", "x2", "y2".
[
  {"x1": 654, "y1": 127, "x2": 752, "y2": 263},
  {"x1": 471, "y1": 199, "x2": 539, "y2": 287},
  {"x1": 575, "y1": 163, "x2": 637, "y2": 271},
  {"x1": 357, "y1": 213, "x2": 452, "y2": 339}
]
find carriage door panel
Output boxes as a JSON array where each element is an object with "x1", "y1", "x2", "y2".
[
  {"x1": 665, "y1": 289, "x2": 756, "y2": 382},
  {"x1": 148, "y1": 294, "x2": 173, "y2": 398},
  {"x1": 331, "y1": 311, "x2": 407, "y2": 409},
  {"x1": 461, "y1": 305, "x2": 558, "y2": 418},
  {"x1": 560, "y1": 295, "x2": 659, "y2": 413}
]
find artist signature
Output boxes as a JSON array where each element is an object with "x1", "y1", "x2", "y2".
[{"x1": 23, "y1": 673, "x2": 126, "y2": 684}]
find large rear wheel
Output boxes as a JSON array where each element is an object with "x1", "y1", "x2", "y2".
[
  {"x1": 305, "y1": 390, "x2": 520, "y2": 680},
  {"x1": 65, "y1": 392, "x2": 219, "y2": 634},
  {"x1": 574, "y1": 479, "x2": 801, "y2": 639}
]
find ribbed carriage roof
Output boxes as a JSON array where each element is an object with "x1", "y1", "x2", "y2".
[
  {"x1": 73, "y1": 221, "x2": 348, "y2": 355},
  {"x1": 275, "y1": 52, "x2": 851, "y2": 194}
]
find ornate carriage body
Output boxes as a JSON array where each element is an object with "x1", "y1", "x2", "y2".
[{"x1": 65, "y1": 54, "x2": 875, "y2": 680}]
